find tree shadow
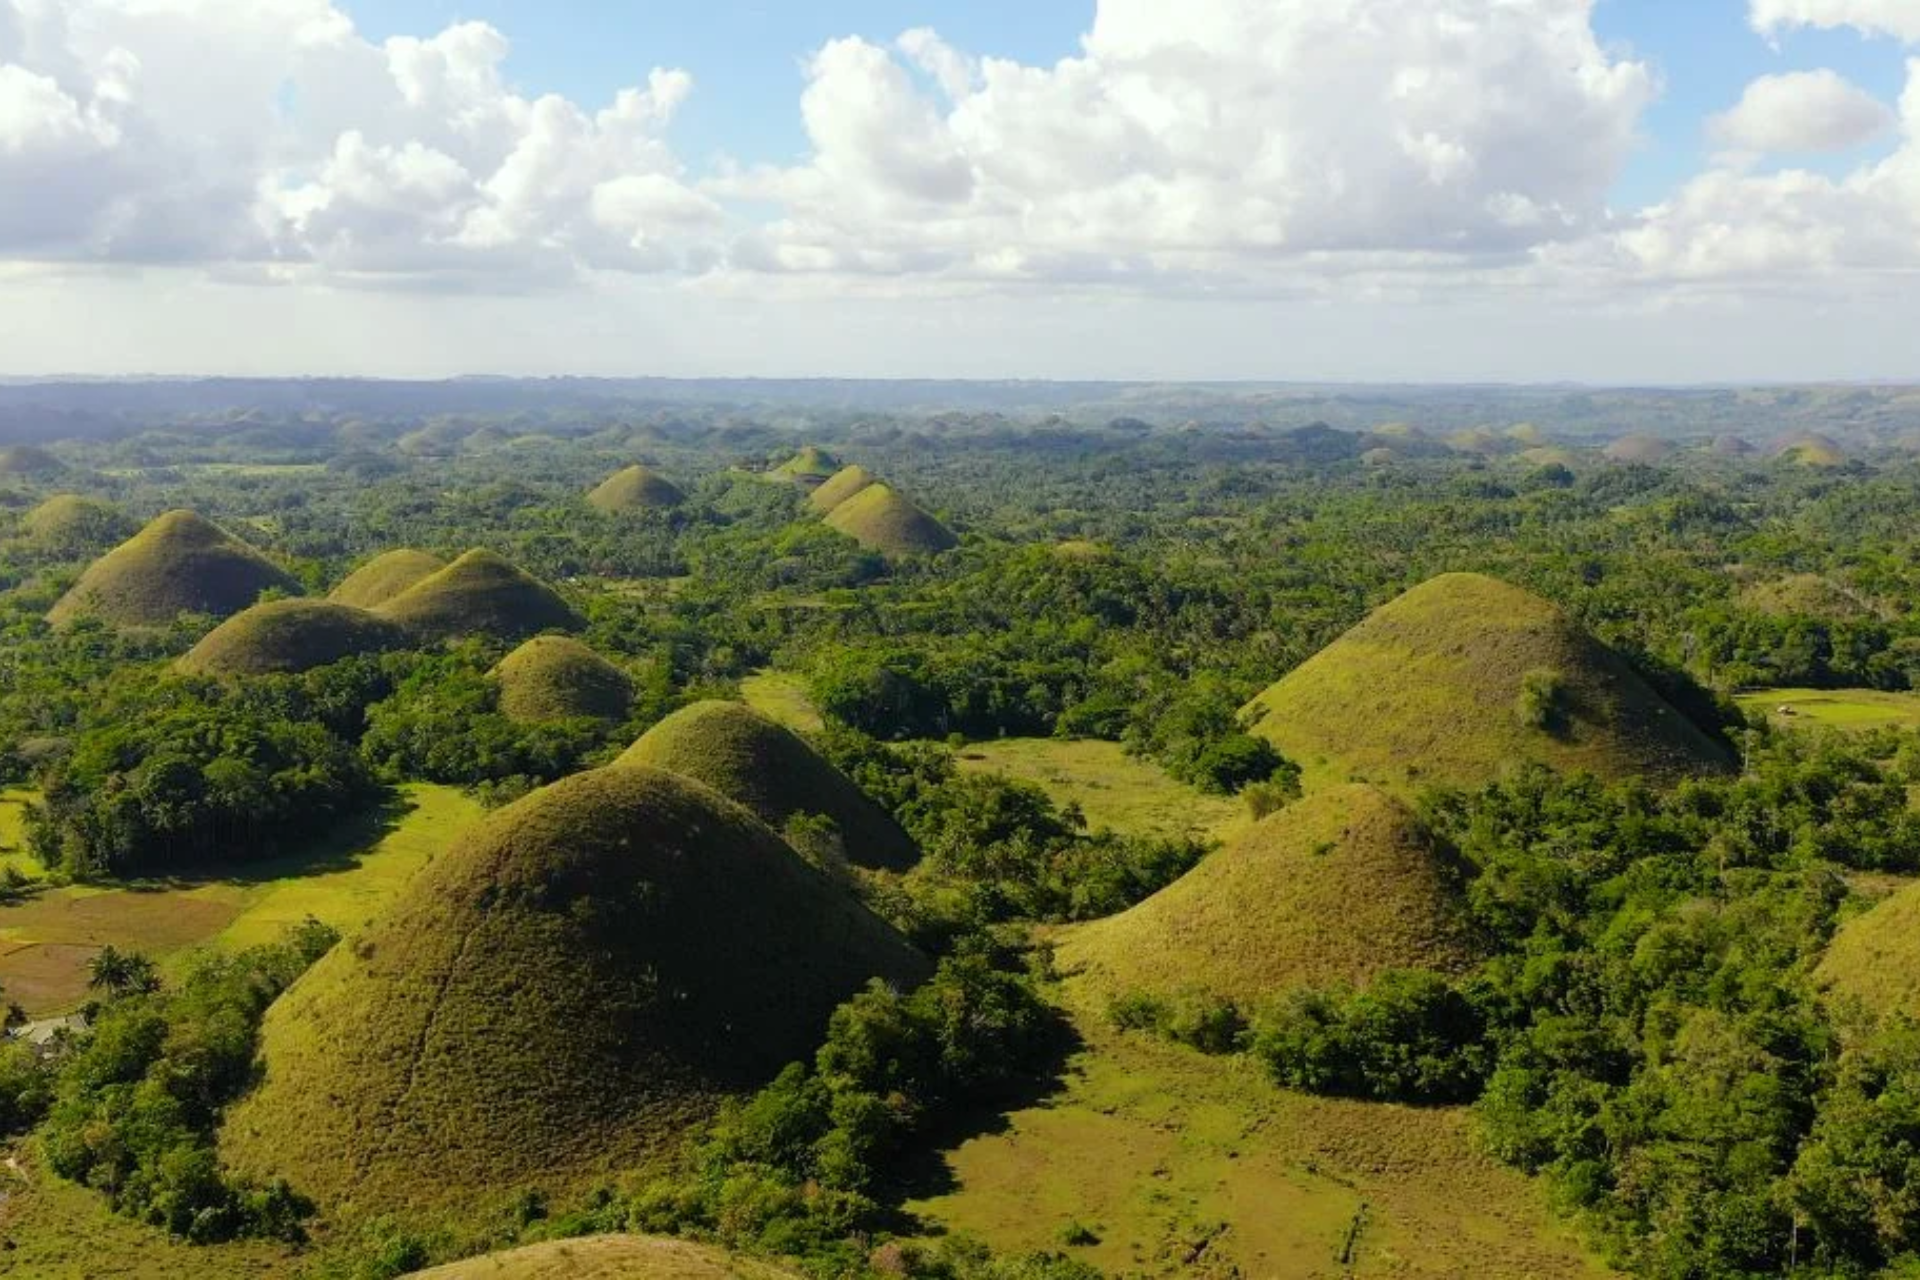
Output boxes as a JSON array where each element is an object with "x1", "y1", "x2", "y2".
[{"x1": 128, "y1": 790, "x2": 418, "y2": 892}]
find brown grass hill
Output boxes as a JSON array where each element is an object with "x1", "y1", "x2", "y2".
[
  {"x1": 1817, "y1": 882, "x2": 1920, "y2": 1023},
  {"x1": 493, "y1": 636, "x2": 635, "y2": 723},
  {"x1": 771, "y1": 446, "x2": 840, "y2": 485},
  {"x1": 46, "y1": 509, "x2": 302, "y2": 629},
  {"x1": 1739, "y1": 573, "x2": 1877, "y2": 621},
  {"x1": 20, "y1": 494, "x2": 136, "y2": 554},
  {"x1": 220, "y1": 764, "x2": 928, "y2": 1217},
  {"x1": 373, "y1": 549, "x2": 580, "y2": 643},
  {"x1": 1775, "y1": 432, "x2": 1846, "y2": 467},
  {"x1": 1518, "y1": 446, "x2": 1582, "y2": 471},
  {"x1": 588, "y1": 464, "x2": 686, "y2": 513},
  {"x1": 0, "y1": 444, "x2": 65, "y2": 476},
  {"x1": 807, "y1": 463, "x2": 882, "y2": 514},
  {"x1": 1712, "y1": 434, "x2": 1758, "y2": 459},
  {"x1": 1241, "y1": 573, "x2": 1733, "y2": 791},
  {"x1": 1057, "y1": 785, "x2": 1478, "y2": 1006},
  {"x1": 1603, "y1": 434, "x2": 1675, "y2": 464},
  {"x1": 415, "y1": 1235, "x2": 800, "y2": 1279},
  {"x1": 177, "y1": 600, "x2": 412, "y2": 677},
  {"x1": 617, "y1": 701, "x2": 920, "y2": 872},
  {"x1": 823, "y1": 483, "x2": 958, "y2": 557},
  {"x1": 328, "y1": 549, "x2": 447, "y2": 610}
]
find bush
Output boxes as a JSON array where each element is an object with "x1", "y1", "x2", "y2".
[
  {"x1": 1107, "y1": 989, "x2": 1245, "y2": 1055},
  {"x1": 1250, "y1": 970, "x2": 1490, "y2": 1104}
]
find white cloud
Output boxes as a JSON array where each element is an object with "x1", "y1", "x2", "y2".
[
  {"x1": 1709, "y1": 69, "x2": 1895, "y2": 152},
  {"x1": 1751, "y1": 0, "x2": 1920, "y2": 43}
]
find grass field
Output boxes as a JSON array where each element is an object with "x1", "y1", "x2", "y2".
[
  {"x1": 739, "y1": 670, "x2": 824, "y2": 733},
  {"x1": 909, "y1": 988, "x2": 1614, "y2": 1279},
  {"x1": 1737, "y1": 688, "x2": 1920, "y2": 732},
  {"x1": 0, "y1": 788, "x2": 39, "y2": 879},
  {"x1": 955, "y1": 739, "x2": 1247, "y2": 842},
  {"x1": 0, "y1": 785, "x2": 482, "y2": 1013}
]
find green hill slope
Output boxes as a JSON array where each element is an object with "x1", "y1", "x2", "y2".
[
  {"x1": 47, "y1": 510, "x2": 301, "y2": 628},
  {"x1": 1817, "y1": 882, "x2": 1920, "y2": 1021},
  {"x1": 221, "y1": 764, "x2": 927, "y2": 1216},
  {"x1": 618, "y1": 701, "x2": 919, "y2": 872},
  {"x1": 772, "y1": 446, "x2": 839, "y2": 484},
  {"x1": 373, "y1": 549, "x2": 580, "y2": 642},
  {"x1": 329, "y1": 549, "x2": 446, "y2": 610},
  {"x1": 587, "y1": 465, "x2": 685, "y2": 512},
  {"x1": 1058, "y1": 785, "x2": 1476, "y2": 1005},
  {"x1": 492, "y1": 635, "x2": 634, "y2": 722},
  {"x1": 176, "y1": 599, "x2": 412, "y2": 677},
  {"x1": 822, "y1": 483, "x2": 957, "y2": 556},
  {"x1": 20, "y1": 494, "x2": 136, "y2": 554},
  {"x1": 807, "y1": 464, "x2": 881, "y2": 513},
  {"x1": 1242, "y1": 573, "x2": 1732, "y2": 790}
]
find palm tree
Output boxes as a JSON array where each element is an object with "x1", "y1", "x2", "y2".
[{"x1": 87, "y1": 947, "x2": 160, "y2": 998}]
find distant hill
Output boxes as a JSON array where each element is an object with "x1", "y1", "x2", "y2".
[
  {"x1": 329, "y1": 549, "x2": 445, "y2": 610},
  {"x1": 20, "y1": 494, "x2": 135, "y2": 554},
  {"x1": 493, "y1": 635, "x2": 634, "y2": 723},
  {"x1": 1242, "y1": 573, "x2": 1733, "y2": 790},
  {"x1": 414, "y1": 1236, "x2": 800, "y2": 1279},
  {"x1": 1603, "y1": 435, "x2": 1674, "y2": 464},
  {"x1": 588, "y1": 464, "x2": 685, "y2": 512},
  {"x1": 822, "y1": 483, "x2": 957, "y2": 556},
  {"x1": 1775, "y1": 432, "x2": 1845, "y2": 467},
  {"x1": 1711, "y1": 434, "x2": 1757, "y2": 458},
  {"x1": 1740, "y1": 573, "x2": 1876, "y2": 621},
  {"x1": 222, "y1": 764, "x2": 928, "y2": 1215},
  {"x1": 1058, "y1": 785, "x2": 1476, "y2": 1005},
  {"x1": 619, "y1": 701, "x2": 920, "y2": 872},
  {"x1": 771, "y1": 446, "x2": 839, "y2": 485},
  {"x1": 177, "y1": 599, "x2": 411, "y2": 677},
  {"x1": 807, "y1": 464, "x2": 882, "y2": 514},
  {"x1": 0, "y1": 444, "x2": 65, "y2": 476},
  {"x1": 47, "y1": 510, "x2": 301, "y2": 628},
  {"x1": 373, "y1": 549, "x2": 580, "y2": 642}
]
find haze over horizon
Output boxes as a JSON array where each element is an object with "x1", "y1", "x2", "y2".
[{"x1": 5, "y1": 0, "x2": 1920, "y2": 382}]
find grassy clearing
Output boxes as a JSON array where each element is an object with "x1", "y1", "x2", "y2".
[
  {"x1": 954, "y1": 738, "x2": 1246, "y2": 843},
  {"x1": 739, "y1": 670, "x2": 824, "y2": 733},
  {"x1": 416, "y1": 1235, "x2": 797, "y2": 1278},
  {"x1": 908, "y1": 987, "x2": 1614, "y2": 1279},
  {"x1": 1736, "y1": 688, "x2": 1920, "y2": 732},
  {"x1": 0, "y1": 785, "x2": 481, "y2": 1014}
]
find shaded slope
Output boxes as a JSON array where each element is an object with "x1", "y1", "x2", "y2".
[
  {"x1": 222, "y1": 764, "x2": 928, "y2": 1215},
  {"x1": 823, "y1": 483, "x2": 958, "y2": 556},
  {"x1": 416, "y1": 1236, "x2": 800, "y2": 1279},
  {"x1": 47, "y1": 510, "x2": 301, "y2": 628},
  {"x1": 807, "y1": 464, "x2": 881, "y2": 513},
  {"x1": 20, "y1": 494, "x2": 135, "y2": 554},
  {"x1": 588, "y1": 464, "x2": 685, "y2": 512},
  {"x1": 177, "y1": 599, "x2": 412, "y2": 677},
  {"x1": 1058, "y1": 785, "x2": 1476, "y2": 1005},
  {"x1": 1243, "y1": 573, "x2": 1732, "y2": 790},
  {"x1": 492, "y1": 635, "x2": 634, "y2": 723},
  {"x1": 618, "y1": 701, "x2": 920, "y2": 872},
  {"x1": 329, "y1": 549, "x2": 446, "y2": 610},
  {"x1": 373, "y1": 549, "x2": 580, "y2": 642}
]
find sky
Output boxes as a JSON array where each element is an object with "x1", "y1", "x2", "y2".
[{"x1": 2, "y1": 0, "x2": 1920, "y2": 382}]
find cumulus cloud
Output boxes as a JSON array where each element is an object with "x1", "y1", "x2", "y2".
[
  {"x1": 1751, "y1": 0, "x2": 1920, "y2": 43},
  {"x1": 1709, "y1": 69, "x2": 1895, "y2": 152},
  {"x1": 720, "y1": 0, "x2": 1655, "y2": 285}
]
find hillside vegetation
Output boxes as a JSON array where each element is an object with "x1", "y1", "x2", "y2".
[
  {"x1": 373, "y1": 548, "x2": 580, "y2": 641},
  {"x1": 619, "y1": 701, "x2": 920, "y2": 871},
  {"x1": 329, "y1": 548, "x2": 446, "y2": 609},
  {"x1": 1242, "y1": 573, "x2": 1732, "y2": 790},
  {"x1": 492, "y1": 635, "x2": 635, "y2": 722},
  {"x1": 1058, "y1": 785, "x2": 1477, "y2": 1007},
  {"x1": 177, "y1": 599, "x2": 412, "y2": 676},
  {"x1": 222, "y1": 764, "x2": 928, "y2": 1215},
  {"x1": 823, "y1": 483, "x2": 957, "y2": 556},
  {"x1": 47, "y1": 510, "x2": 302, "y2": 628},
  {"x1": 416, "y1": 1235, "x2": 798, "y2": 1279}
]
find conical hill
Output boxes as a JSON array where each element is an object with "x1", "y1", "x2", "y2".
[
  {"x1": 493, "y1": 635, "x2": 635, "y2": 723},
  {"x1": 177, "y1": 599, "x2": 411, "y2": 677},
  {"x1": 329, "y1": 549, "x2": 446, "y2": 610},
  {"x1": 373, "y1": 549, "x2": 580, "y2": 642},
  {"x1": 47, "y1": 509, "x2": 301, "y2": 628},
  {"x1": 822, "y1": 483, "x2": 957, "y2": 556}
]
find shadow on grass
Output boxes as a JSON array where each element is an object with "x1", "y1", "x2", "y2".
[{"x1": 120, "y1": 787, "x2": 418, "y2": 892}]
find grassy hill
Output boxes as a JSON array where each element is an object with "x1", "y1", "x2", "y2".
[
  {"x1": 771, "y1": 446, "x2": 839, "y2": 484},
  {"x1": 492, "y1": 635, "x2": 634, "y2": 723},
  {"x1": 1739, "y1": 573, "x2": 1875, "y2": 620},
  {"x1": 221, "y1": 764, "x2": 927, "y2": 1215},
  {"x1": 1775, "y1": 432, "x2": 1846, "y2": 467},
  {"x1": 1712, "y1": 434, "x2": 1757, "y2": 458},
  {"x1": 177, "y1": 599, "x2": 412, "y2": 677},
  {"x1": 1602, "y1": 435, "x2": 1674, "y2": 464},
  {"x1": 20, "y1": 494, "x2": 135, "y2": 554},
  {"x1": 373, "y1": 548, "x2": 580, "y2": 642},
  {"x1": 415, "y1": 1236, "x2": 798, "y2": 1279},
  {"x1": 1817, "y1": 881, "x2": 1920, "y2": 1021},
  {"x1": 46, "y1": 509, "x2": 302, "y2": 629},
  {"x1": 822, "y1": 483, "x2": 957, "y2": 556},
  {"x1": 1242, "y1": 573, "x2": 1733, "y2": 791},
  {"x1": 618, "y1": 701, "x2": 920, "y2": 872},
  {"x1": 329, "y1": 548, "x2": 446, "y2": 609},
  {"x1": 806, "y1": 463, "x2": 881, "y2": 513},
  {"x1": 1057, "y1": 785, "x2": 1477, "y2": 1006},
  {"x1": 587, "y1": 464, "x2": 685, "y2": 513},
  {"x1": 0, "y1": 443, "x2": 66, "y2": 476}
]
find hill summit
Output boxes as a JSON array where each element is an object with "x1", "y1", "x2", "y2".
[
  {"x1": 588, "y1": 464, "x2": 686, "y2": 512},
  {"x1": 772, "y1": 446, "x2": 840, "y2": 484},
  {"x1": 619, "y1": 701, "x2": 919, "y2": 872},
  {"x1": 221, "y1": 764, "x2": 927, "y2": 1215},
  {"x1": 1058, "y1": 785, "x2": 1477, "y2": 1005},
  {"x1": 177, "y1": 599, "x2": 411, "y2": 677},
  {"x1": 1242, "y1": 572, "x2": 1732, "y2": 790},
  {"x1": 329, "y1": 549, "x2": 446, "y2": 610},
  {"x1": 823, "y1": 483, "x2": 957, "y2": 557},
  {"x1": 493, "y1": 635, "x2": 635, "y2": 723},
  {"x1": 808, "y1": 464, "x2": 882, "y2": 513},
  {"x1": 373, "y1": 548, "x2": 580, "y2": 642},
  {"x1": 47, "y1": 509, "x2": 302, "y2": 628}
]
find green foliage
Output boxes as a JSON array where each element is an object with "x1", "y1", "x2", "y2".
[
  {"x1": 1107, "y1": 988, "x2": 1247, "y2": 1055},
  {"x1": 1249, "y1": 970, "x2": 1491, "y2": 1103},
  {"x1": 1516, "y1": 667, "x2": 1570, "y2": 733}
]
